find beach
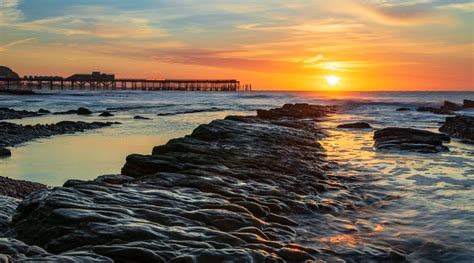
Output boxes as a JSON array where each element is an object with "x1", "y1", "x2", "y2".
[{"x1": 0, "y1": 91, "x2": 473, "y2": 262}]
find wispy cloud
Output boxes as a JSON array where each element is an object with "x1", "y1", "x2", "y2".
[
  {"x1": 0, "y1": 37, "x2": 35, "y2": 52},
  {"x1": 0, "y1": 0, "x2": 23, "y2": 24},
  {"x1": 437, "y1": 2, "x2": 474, "y2": 12}
]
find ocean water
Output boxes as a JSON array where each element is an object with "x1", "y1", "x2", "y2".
[{"x1": 0, "y1": 90, "x2": 473, "y2": 260}]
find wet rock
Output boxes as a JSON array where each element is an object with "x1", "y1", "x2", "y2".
[
  {"x1": 134, "y1": 115, "x2": 151, "y2": 120},
  {"x1": 439, "y1": 115, "x2": 474, "y2": 143},
  {"x1": 0, "y1": 121, "x2": 120, "y2": 147},
  {"x1": 0, "y1": 196, "x2": 19, "y2": 234},
  {"x1": 464, "y1": 99, "x2": 474, "y2": 108},
  {"x1": 442, "y1": 101, "x2": 462, "y2": 111},
  {"x1": 416, "y1": 106, "x2": 454, "y2": 115},
  {"x1": 38, "y1": 109, "x2": 51, "y2": 114},
  {"x1": 77, "y1": 107, "x2": 92, "y2": 115},
  {"x1": 374, "y1": 127, "x2": 450, "y2": 153},
  {"x1": 431, "y1": 108, "x2": 454, "y2": 115},
  {"x1": 337, "y1": 122, "x2": 372, "y2": 129},
  {"x1": 0, "y1": 176, "x2": 47, "y2": 199},
  {"x1": 94, "y1": 174, "x2": 134, "y2": 185},
  {"x1": 257, "y1": 103, "x2": 335, "y2": 119},
  {"x1": 396, "y1": 108, "x2": 411, "y2": 111},
  {"x1": 0, "y1": 147, "x2": 11, "y2": 157},
  {"x1": 54, "y1": 109, "x2": 78, "y2": 115},
  {"x1": 99, "y1": 111, "x2": 114, "y2": 117},
  {"x1": 0, "y1": 107, "x2": 40, "y2": 120},
  {"x1": 5, "y1": 104, "x2": 351, "y2": 261},
  {"x1": 416, "y1": 106, "x2": 437, "y2": 112}
]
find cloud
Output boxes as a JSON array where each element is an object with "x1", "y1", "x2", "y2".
[
  {"x1": 0, "y1": 37, "x2": 35, "y2": 52},
  {"x1": 320, "y1": 0, "x2": 455, "y2": 26},
  {"x1": 9, "y1": 15, "x2": 167, "y2": 39},
  {"x1": 437, "y1": 2, "x2": 474, "y2": 12},
  {"x1": 0, "y1": 0, "x2": 23, "y2": 24}
]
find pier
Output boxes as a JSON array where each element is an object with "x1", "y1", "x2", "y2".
[{"x1": 0, "y1": 72, "x2": 251, "y2": 92}]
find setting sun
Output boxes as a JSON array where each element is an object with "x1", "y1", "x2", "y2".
[{"x1": 325, "y1": 76, "x2": 340, "y2": 86}]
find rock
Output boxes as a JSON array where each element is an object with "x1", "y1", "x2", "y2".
[
  {"x1": 134, "y1": 115, "x2": 150, "y2": 120},
  {"x1": 0, "y1": 147, "x2": 11, "y2": 157},
  {"x1": 99, "y1": 111, "x2": 114, "y2": 117},
  {"x1": 38, "y1": 109, "x2": 51, "y2": 114},
  {"x1": 0, "y1": 121, "x2": 120, "y2": 147},
  {"x1": 337, "y1": 122, "x2": 372, "y2": 129},
  {"x1": 374, "y1": 127, "x2": 450, "y2": 153},
  {"x1": 463, "y1": 99, "x2": 474, "y2": 108},
  {"x1": 94, "y1": 174, "x2": 134, "y2": 185},
  {"x1": 439, "y1": 115, "x2": 474, "y2": 142},
  {"x1": 431, "y1": 108, "x2": 454, "y2": 115},
  {"x1": 54, "y1": 109, "x2": 78, "y2": 115},
  {"x1": 4, "y1": 104, "x2": 366, "y2": 262},
  {"x1": 0, "y1": 104, "x2": 413, "y2": 261},
  {"x1": 0, "y1": 176, "x2": 47, "y2": 199},
  {"x1": 442, "y1": 101, "x2": 462, "y2": 111},
  {"x1": 396, "y1": 108, "x2": 411, "y2": 111},
  {"x1": 77, "y1": 107, "x2": 92, "y2": 115},
  {"x1": 256, "y1": 103, "x2": 335, "y2": 119},
  {"x1": 0, "y1": 107, "x2": 40, "y2": 120},
  {"x1": 416, "y1": 106, "x2": 454, "y2": 115},
  {"x1": 416, "y1": 106, "x2": 437, "y2": 112}
]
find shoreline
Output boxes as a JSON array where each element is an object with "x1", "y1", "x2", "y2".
[
  {"x1": 0, "y1": 101, "x2": 472, "y2": 261},
  {"x1": 0, "y1": 103, "x2": 347, "y2": 261}
]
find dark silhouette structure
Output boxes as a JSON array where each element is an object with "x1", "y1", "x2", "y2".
[{"x1": 0, "y1": 70, "x2": 249, "y2": 91}]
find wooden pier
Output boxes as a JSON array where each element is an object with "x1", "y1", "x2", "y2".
[{"x1": 0, "y1": 77, "x2": 251, "y2": 92}]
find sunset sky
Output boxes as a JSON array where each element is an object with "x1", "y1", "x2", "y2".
[{"x1": 0, "y1": 0, "x2": 473, "y2": 90}]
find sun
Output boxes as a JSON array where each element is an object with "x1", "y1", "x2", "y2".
[{"x1": 325, "y1": 76, "x2": 340, "y2": 86}]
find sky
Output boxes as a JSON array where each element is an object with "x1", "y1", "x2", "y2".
[{"x1": 0, "y1": 0, "x2": 473, "y2": 90}]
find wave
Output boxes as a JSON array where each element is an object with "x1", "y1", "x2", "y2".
[
  {"x1": 157, "y1": 107, "x2": 224, "y2": 116},
  {"x1": 106, "y1": 104, "x2": 177, "y2": 111}
]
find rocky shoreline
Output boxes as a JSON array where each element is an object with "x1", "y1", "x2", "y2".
[
  {"x1": 0, "y1": 103, "x2": 472, "y2": 261},
  {"x1": 0, "y1": 103, "x2": 374, "y2": 262}
]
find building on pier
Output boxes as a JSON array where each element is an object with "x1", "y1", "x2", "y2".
[{"x1": 66, "y1": 72, "x2": 115, "y2": 81}]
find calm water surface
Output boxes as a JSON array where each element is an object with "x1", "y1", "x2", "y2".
[{"x1": 0, "y1": 90, "x2": 473, "y2": 260}]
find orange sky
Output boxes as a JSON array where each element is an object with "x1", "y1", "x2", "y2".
[{"x1": 1, "y1": 0, "x2": 473, "y2": 91}]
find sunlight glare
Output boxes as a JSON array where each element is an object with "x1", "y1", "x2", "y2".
[{"x1": 325, "y1": 76, "x2": 340, "y2": 86}]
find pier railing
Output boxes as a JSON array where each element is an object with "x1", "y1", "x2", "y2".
[{"x1": 0, "y1": 77, "x2": 251, "y2": 91}]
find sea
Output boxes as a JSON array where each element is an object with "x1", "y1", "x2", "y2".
[{"x1": 0, "y1": 90, "x2": 473, "y2": 261}]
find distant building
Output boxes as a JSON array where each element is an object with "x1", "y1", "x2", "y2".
[{"x1": 66, "y1": 72, "x2": 115, "y2": 81}]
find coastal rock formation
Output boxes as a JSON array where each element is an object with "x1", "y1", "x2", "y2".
[
  {"x1": 38, "y1": 109, "x2": 51, "y2": 114},
  {"x1": 99, "y1": 111, "x2": 114, "y2": 117},
  {"x1": 337, "y1": 122, "x2": 372, "y2": 129},
  {"x1": 0, "y1": 176, "x2": 47, "y2": 199},
  {"x1": 0, "y1": 147, "x2": 11, "y2": 157},
  {"x1": 416, "y1": 106, "x2": 454, "y2": 115},
  {"x1": 0, "y1": 121, "x2": 119, "y2": 147},
  {"x1": 77, "y1": 107, "x2": 92, "y2": 115},
  {"x1": 416, "y1": 106, "x2": 437, "y2": 112},
  {"x1": 396, "y1": 108, "x2": 411, "y2": 111},
  {"x1": 0, "y1": 107, "x2": 40, "y2": 120},
  {"x1": 54, "y1": 107, "x2": 92, "y2": 115},
  {"x1": 442, "y1": 101, "x2": 462, "y2": 111},
  {"x1": 256, "y1": 103, "x2": 335, "y2": 119},
  {"x1": 374, "y1": 127, "x2": 450, "y2": 153},
  {"x1": 0, "y1": 104, "x2": 398, "y2": 262},
  {"x1": 134, "y1": 115, "x2": 151, "y2": 120},
  {"x1": 464, "y1": 100, "x2": 474, "y2": 108},
  {"x1": 439, "y1": 115, "x2": 474, "y2": 143},
  {"x1": 431, "y1": 108, "x2": 454, "y2": 115},
  {"x1": 54, "y1": 110, "x2": 77, "y2": 115}
]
